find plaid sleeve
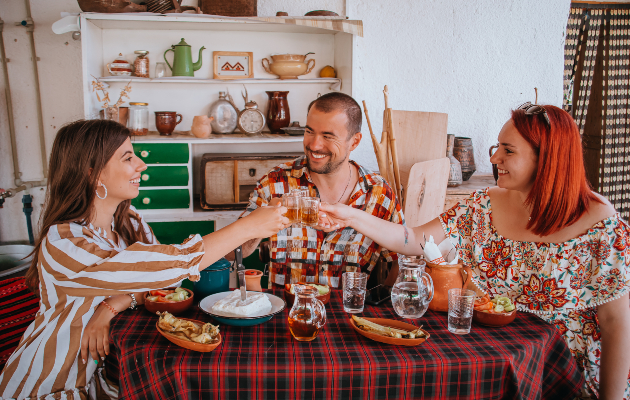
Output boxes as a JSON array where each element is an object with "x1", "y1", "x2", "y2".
[{"x1": 241, "y1": 174, "x2": 273, "y2": 218}]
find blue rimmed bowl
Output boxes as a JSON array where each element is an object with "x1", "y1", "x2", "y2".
[{"x1": 198, "y1": 291, "x2": 286, "y2": 327}]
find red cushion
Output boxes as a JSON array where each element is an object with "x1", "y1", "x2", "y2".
[{"x1": 0, "y1": 277, "x2": 39, "y2": 372}]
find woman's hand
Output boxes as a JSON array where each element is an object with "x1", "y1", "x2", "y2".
[
  {"x1": 80, "y1": 294, "x2": 134, "y2": 364},
  {"x1": 245, "y1": 203, "x2": 291, "y2": 238},
  {"x1": 317, "y1": 202, "x2": 357, "y2": 232}
]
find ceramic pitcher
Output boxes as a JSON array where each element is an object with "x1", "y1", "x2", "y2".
[{"x1": 425, "y1": 261, "x2": 472, "y2": 312}]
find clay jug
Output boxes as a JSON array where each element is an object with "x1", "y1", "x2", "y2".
[
  {"x1": 446, "y1": 134, "x2": 462, "y2": 187},
  {"x1": 191, "y1": 115, "x2": 213, "y2": 138},
  {"x1": 453, "y1": 137, "x2": 476, "y2": 181},
  {"x1": 266, "y1": 91, "x2": 290, "y2": 133},
  {"x1": 425, "y1": 261, "x2": 472, "y2": 312}
]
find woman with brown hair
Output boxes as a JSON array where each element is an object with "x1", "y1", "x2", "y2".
[
  {"x1": 0, "y1": 119, "x2": 290, "y2": 399},
  {"x1": 318, "y1": 104, "x2": 630, "y2": 399}
]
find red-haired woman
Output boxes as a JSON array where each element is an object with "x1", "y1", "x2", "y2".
[
  {"x1": 318, "y1": 104, "x2": 630, "y2": 399},
  {"x1": 0, "y1": 119, "x2": 290, "y2": 399}
]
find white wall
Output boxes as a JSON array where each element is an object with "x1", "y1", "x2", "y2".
[{"x1": 0, "y1": 0, "x2": 572, "y2": 243}]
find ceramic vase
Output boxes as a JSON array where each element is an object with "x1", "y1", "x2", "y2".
[
  {"x1": 191, "y1": 115, "x2": 213, "y2": 138},
  {"x1": 453, "y1": 137, "x2": 476, "y2": 181},
  {"x1": 266, "y1": 91, "x2": 290, "y2": 133},
  {"x1": 446, "y1": 134, "x2": 462, "y2": 187}
]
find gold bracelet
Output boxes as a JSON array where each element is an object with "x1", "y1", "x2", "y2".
[{"x1": 100, "y1": 300, "x2": 118, "y2": 316}]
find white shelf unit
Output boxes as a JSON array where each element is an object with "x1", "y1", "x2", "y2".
[{"x1": 78, "y1": 13, "x2": 356, "y2": 224}]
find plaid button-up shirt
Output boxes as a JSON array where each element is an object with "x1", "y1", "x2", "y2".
[{"x1": 245, "y1": 156, "x2": 405, "y2": 288}]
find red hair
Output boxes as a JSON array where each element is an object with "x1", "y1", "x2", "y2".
[{"x1": 511, "y1": 105, "x2": 601, "y2": 237}]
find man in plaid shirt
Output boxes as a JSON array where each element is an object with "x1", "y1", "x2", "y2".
[{"x1": 240, "y1": 92, "x2": 405, "y2": 288}]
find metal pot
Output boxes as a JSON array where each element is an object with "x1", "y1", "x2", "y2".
[{"x1": 193, "y1": 258, "x2": 231, "y2": 300}]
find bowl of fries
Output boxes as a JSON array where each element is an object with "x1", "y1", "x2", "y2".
[
  {"x1": 156, "y1": 312, "x2": 221, "y2": 352},
  {"x1": 349, "y1": 315, "x2": 429, "y2": 346}
]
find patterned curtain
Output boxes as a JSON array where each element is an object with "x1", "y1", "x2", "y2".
[{"x1": 565, "y1": 5, "x2": 630, "y2": 219}]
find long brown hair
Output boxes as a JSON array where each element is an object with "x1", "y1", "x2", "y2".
[
  {"x1": 25, "y1": 119, "x2": 150, "y2": 294},
  {"x1": 512, "y1": 105, "x2": 601, "y2": 236}
]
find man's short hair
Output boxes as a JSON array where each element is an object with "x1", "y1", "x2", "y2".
[{"x1": 307, "y1": 92, "x2": 362, "y2": 139}]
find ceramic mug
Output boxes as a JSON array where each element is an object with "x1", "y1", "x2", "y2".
[{"x1": 155, "y1": 111, "x2": 182, "y2": 135}]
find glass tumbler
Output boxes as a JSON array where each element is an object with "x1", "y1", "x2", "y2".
[
  {"x1": 342, "y1": 272, "x2": 367, "y2": 313},
  {"x1": 155, "y1": 62, "x2": 167, "y2": 78},
  {"x1": 447, "y1": 288, "x2": 476, "y2": 334},
  {"x1": 300, "y1": 197, "x2": 320, "y2": 227},
  {"x1": 282, "y1": 193, "x2": 301, "y2": 225}
]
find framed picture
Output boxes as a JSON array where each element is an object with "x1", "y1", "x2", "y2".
[{"x1": 213, "y1": 51, "x2": 254, "y2": 79}]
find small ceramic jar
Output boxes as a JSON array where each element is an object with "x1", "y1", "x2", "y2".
[{"x1": 107, "y1": 53, "x2": 133, "y2": 76}]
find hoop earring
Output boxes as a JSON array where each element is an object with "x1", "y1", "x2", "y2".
[{"x1": 96, "y1": 183, "x2": 108, "y2": 200}]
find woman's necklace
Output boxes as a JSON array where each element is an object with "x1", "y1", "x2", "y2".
[{"x1": 336, "y1": 163, "x2": 352, "y2": 204}]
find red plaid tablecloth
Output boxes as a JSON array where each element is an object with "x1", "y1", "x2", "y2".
[{"x1": 106, "y1": 288, "x2": 584, "y2": 400}]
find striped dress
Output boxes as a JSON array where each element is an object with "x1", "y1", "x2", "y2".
[{"x1": 0, "y1": 207, "x2": 204, "y2": 399}]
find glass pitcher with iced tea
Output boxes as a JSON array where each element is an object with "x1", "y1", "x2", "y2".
[
  {"x1": 391, "y1": 255, "x2": 434, "y2": 319},
  {"x1": 288, "y1": 285, "x2": 326, "y2": 341}
]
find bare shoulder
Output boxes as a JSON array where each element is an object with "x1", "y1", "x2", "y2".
[
  {"x1": 486, "y1": 186, "x2": 511, "y2": 206},
  {"x1": 584, "y1": 192, "x2": 617, "y2": 225}
]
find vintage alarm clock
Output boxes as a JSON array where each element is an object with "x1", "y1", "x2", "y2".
[
  {"x1": 237, "y1": 100, "x2": 266, "y2": 135},
  {"x1": 235, "y1": 85, "x2": 266, "y2": 135}
]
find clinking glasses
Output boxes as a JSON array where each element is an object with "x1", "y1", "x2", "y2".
[{"x1": 517, "y1": 101, "x2": 550, "y2": 126}]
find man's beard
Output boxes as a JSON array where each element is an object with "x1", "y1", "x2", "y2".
[{"x1": 306, "y1": 147, "x2": 348, "y2": 174}]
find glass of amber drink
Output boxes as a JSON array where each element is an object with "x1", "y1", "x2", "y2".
[
  {"x1": 282, "y1": 193, "x2": 302, "y2": 224},
  {"x1": 300, "y1": 197, "x2": 320, "y2": 227}
]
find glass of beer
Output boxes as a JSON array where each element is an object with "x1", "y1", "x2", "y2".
[
  {"x1": 282, "y1": 193, "x2": 301, "y2": 224},
  {"x1": 300, "y1": 197, "x2": 320, "y2": 227}
]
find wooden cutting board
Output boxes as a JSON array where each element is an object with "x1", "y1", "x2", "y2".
[
  {"x1": 389, "y1": 110, "x2": 448, "y2": 189},
  {"x1": 403, "y1": 158, "x2": 450, "y2": 227}
]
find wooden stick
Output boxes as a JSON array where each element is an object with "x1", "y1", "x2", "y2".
[
  {"x1": 362, "y1": 100, "x2": 389, "y2": 181},
  {"x1": 387, "y1": 108, "x2": 403, "y2": 204},
  {"x1": 233, "y1": 160, "x2": 240, "y2": 203}
]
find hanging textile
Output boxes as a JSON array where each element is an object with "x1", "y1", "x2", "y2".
[{"x1": 565, "y1": 4, "x2": 630, "y2": 219}]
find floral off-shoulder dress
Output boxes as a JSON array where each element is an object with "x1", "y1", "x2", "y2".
[{"x1": 439, "y1": 189, "x2": 630, "y2": 399}]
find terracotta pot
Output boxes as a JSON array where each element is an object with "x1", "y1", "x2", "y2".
[
  {"x1": 425, "y1": 261, "x2": 472, "y2": 312},
  {"x1": 446, "y1": 134, "x2": 462, "y2": 187},
  {"x1": 244, "y1": 269, "x2": 263, "y2": 292},
  {"x1": 191, "y1": 115, "x2": 214, "y2": 138},
  {"x1": 155, "y1": 111, "x2": 182, "y2": 136},
  {"x1": 266, "y1": 91, "x2": 290, "y2": 133},
  {"x1": 453, "y1": 137, "x2": 476, "y2": 181}
]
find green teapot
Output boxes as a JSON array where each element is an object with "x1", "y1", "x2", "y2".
[{"x1": 164, "y1": 38, "x2": 205, "y2": 77}]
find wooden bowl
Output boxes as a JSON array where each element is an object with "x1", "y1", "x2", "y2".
[
  {"x1": 473, "y1": 309, "x2": 517, "y2": 327},
  {"x1": 144, "y1": 288, "x2": 193, "y2": 315},
  {"x1": 156, "y1": 318, "x2": 221, "y2": 352},
  {"x1": 349, "y1": 317, "x2": 430, "y2": 346},
  {"x1": 284, "y1": 283, "x2": 330, "y2": 308}
]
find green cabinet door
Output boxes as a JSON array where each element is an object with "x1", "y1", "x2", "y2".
[
  {"x1": 132, "y1": 143, "x2": 189, "y2": 164},
  {"x1": 132, "y1": 189, "x2": 190, "y2": 209},
  {"x1": 141, "y1": 166, "x2": 189, "y2": 187}
]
